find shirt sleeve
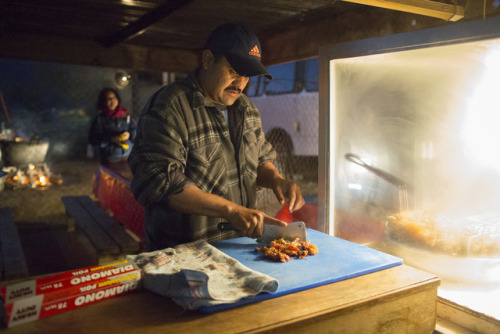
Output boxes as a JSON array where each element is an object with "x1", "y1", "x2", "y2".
[
  {"x1": 128, "y1": 99, "x2": 192, "y2": 206},
  {"x1": 247, "y1": 99, "x2": 276, "y2": 166},
  {"x1": 128, "y1": 115, "x2": 137, "y2": 142},
  {"x1": 258, "y1": 131, "x2": 276, "y2": 166},
  {"x1": 169, "y1": 169, "x2": 195, "y2": 195}
]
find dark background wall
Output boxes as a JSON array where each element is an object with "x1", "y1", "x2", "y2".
[{"x1": 0, "y1": 59, "x2": 168, "y2": 161}]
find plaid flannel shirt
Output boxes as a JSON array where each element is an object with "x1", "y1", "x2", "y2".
[{"x1": 129, "y1": 72, "x2": 276, "y2": 250}]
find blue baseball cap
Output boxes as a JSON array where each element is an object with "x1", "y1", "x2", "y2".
[{"x1": 204, "y1": 23, "x2": 272, "y2": 80}]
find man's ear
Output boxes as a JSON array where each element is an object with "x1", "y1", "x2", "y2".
[{"x1": 201, "y1": 50, "x2": 214, "y2": 70}]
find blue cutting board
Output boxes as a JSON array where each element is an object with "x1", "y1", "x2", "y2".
[{"x1": 201, "y1": 229, "x2": 402, "y2": 313}]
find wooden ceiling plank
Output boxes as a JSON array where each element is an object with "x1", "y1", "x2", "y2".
[
  {"x1": 0, "y1": 32, "x2": 198, "y2": 73},
  {"x1": 101, "y1": 0, "x2": 194, "y2": 47},
  {"x1": 260, "y1": 8, "x2": 446, "y2": 65},
  {"x1": 341, "y1": 0, "x2": 464, "y2": 21}
]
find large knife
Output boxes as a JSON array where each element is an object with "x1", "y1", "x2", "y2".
[{"x1": 217, "y1": 221, "x2": 307, "y2": 244}]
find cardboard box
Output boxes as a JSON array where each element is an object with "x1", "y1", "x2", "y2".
[
  {"x1": 1, "y1": 258, "x2": 138, "y2": 304},
  {"x1": 1, "y1": 271, "x2": 141, "y2": 328}
]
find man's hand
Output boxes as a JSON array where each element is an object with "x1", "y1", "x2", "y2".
[
  {"x1": 256, "y1": 162, "x2": 305, "y2": 213},
  {"x1": 166, "y1": 185, "x2": 287, "y2": 239},
  {"x1": 272, "y1": 178, "x2": 305, "y2": 213},
  {"x1": 226, "y1": 206, "x2": 287, "y2": 239}
]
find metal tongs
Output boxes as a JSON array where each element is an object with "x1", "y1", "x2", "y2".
[{"x1": 345, "y1": 153, "x2": 411, "y2": 211}]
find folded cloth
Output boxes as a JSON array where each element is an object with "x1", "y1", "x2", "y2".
[{"x1": 127, "y1": 240, "x2": 279, "y2": 310}]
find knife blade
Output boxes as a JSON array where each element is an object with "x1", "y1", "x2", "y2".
[{"x1": 217, "y1": 221, "x2": 307, "y2": 244}]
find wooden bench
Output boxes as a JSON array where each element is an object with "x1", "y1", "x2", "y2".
[
  {"x1": 0, "y1": 207, "x2": 29, "y2": 280},
  {"x1": 62, "y1": 196, "x2": 141, "y2": 264}
]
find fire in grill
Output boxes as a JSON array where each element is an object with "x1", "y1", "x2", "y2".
[{"x1": 2, "y1": 163, "x2": 62, "y2": 190}]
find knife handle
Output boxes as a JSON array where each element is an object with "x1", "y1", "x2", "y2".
[{"x1": 217, "y1": 222, "x2": 236, "y2": 232}]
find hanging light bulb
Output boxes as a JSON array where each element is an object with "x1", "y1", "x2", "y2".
[{"x1": 114, "y1": 71, "x2": 131, "y2": 89}]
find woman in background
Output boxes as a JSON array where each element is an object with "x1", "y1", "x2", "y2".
[{"x1": 89, "y1": 88, "x2": 135, "y2": 164}]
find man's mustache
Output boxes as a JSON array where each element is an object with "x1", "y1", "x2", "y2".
[{"x1": 225, "y1": 86, "x2": 241, "y2": 93}]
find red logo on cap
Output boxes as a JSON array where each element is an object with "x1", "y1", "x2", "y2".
[{"x1": 249, "y1": 45, "x2": 261, "y2": 58}]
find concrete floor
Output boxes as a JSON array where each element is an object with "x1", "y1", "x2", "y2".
[{"x1": 0, "y1": 159, "x2": 100, "y2": 278}]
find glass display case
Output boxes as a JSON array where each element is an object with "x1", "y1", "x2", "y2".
[{"x1": 319, "y1": 16, "x2": 500, "y2": 325}]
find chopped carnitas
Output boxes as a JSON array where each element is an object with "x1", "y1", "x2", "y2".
[
  {"x1": 255, "y1": 238, "x2": 318, "y2": 262},
  {"x1": 386, "y1": 211, "x2": 500, "y2": 257}
]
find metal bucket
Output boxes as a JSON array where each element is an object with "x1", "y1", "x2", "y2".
[
  {"x1": 0, "y1": 171, "x2": 6, "y2": 192},
  {"x1": 0, "y1": 137, "x2": 49, "y2": 166}
]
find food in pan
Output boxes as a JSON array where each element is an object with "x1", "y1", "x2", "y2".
[
  {"x1": 386, "y1": 211, "x2": 500, "y2": 257},
  {"x1": 386, "y1": 211, "x2": 438, "y2": 249},
  {"x1": 255, "y1": 238, "x2": 318, "y2": 262}
]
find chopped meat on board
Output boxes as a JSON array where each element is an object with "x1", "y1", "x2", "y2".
[{"x1": 255, "y1": 238, "x2": 318, "y2": 262}]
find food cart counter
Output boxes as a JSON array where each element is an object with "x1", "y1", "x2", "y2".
[{"x1": 2, "y1": 264, "x2": 439, "y2": 333}]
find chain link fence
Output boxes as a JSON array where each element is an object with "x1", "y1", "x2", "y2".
[
  {"x1": 249, "y1": 58, "x2": 319, "y2": 215},
  {"x1": 0, "y1": 58, "x2": 318, "y2": 217}
]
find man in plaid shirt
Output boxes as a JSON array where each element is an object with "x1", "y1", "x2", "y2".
[{"x1": 129, "y1": 23, "x2": 305, "y2": 251}]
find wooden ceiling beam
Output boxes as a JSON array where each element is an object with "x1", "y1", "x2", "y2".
[
  {"x1": 100, "y1": 0, "x2": 194, "y2": 47},
  {"x1": 0, "y1": 33, "x2": 198, "y2": 73},
  {"x1": 260, "y1": 8, "x2": 446, "y2": 65},
  {"x1": 341, "y1": 0, "x2": 464, "y2": 21}
]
